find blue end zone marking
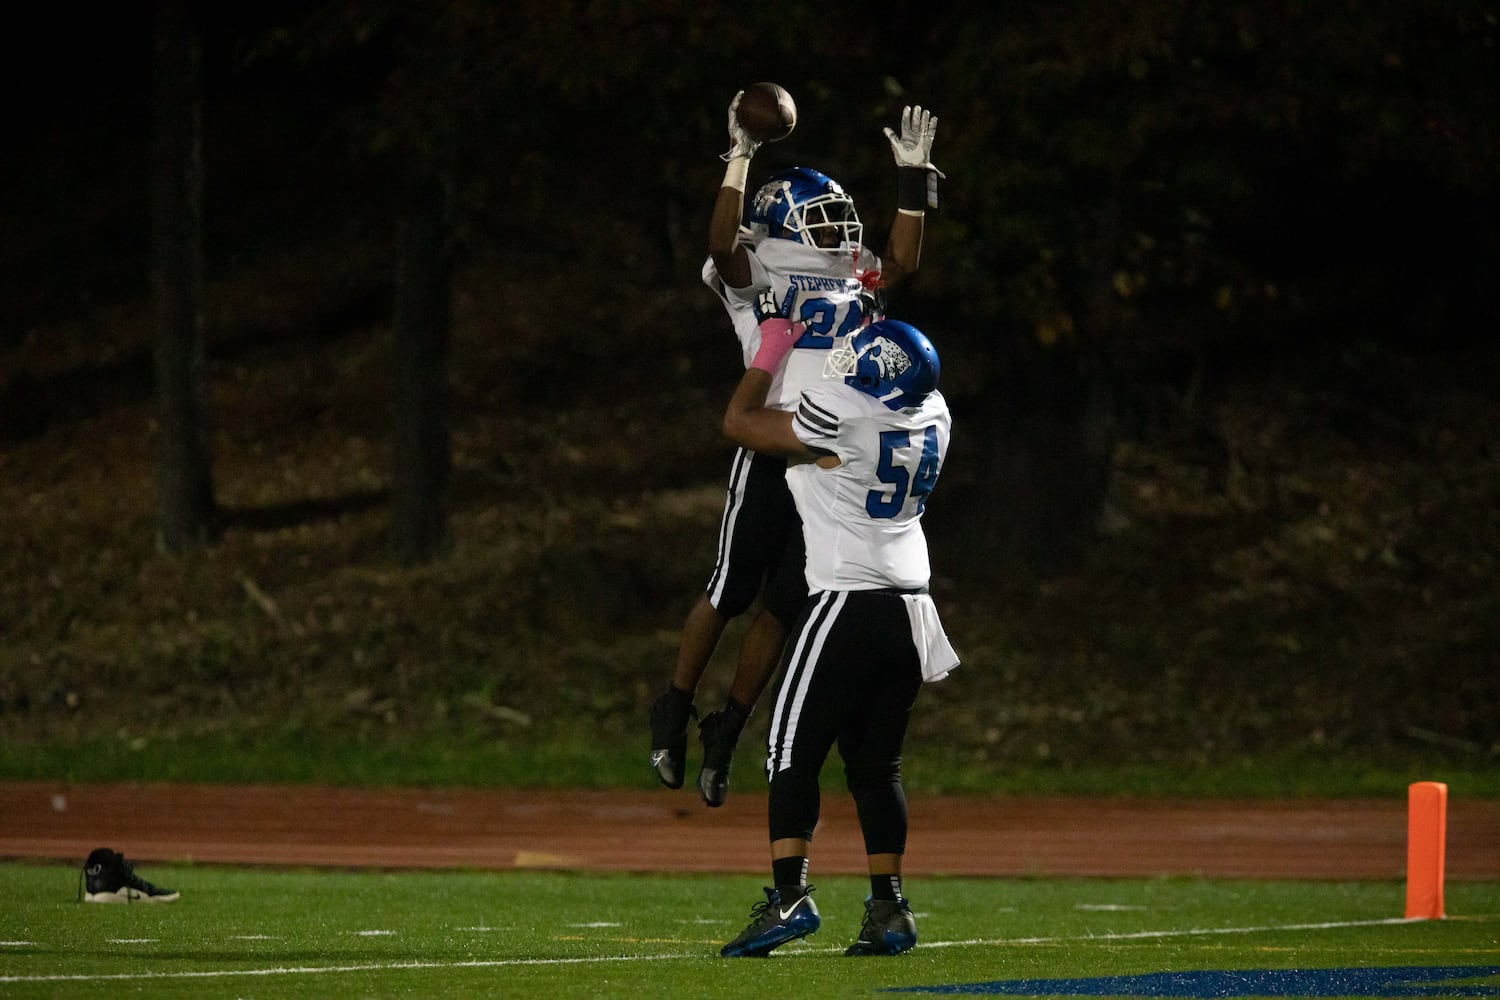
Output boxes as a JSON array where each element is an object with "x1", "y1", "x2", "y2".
[{"x1": 886, "y1": 966, "x2": 1500, "y2": 997}]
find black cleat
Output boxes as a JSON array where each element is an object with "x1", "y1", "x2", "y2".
[
  {"x1": 80, "y1": 848, "x2": 180, "y2": 904},
  {"x1": 844, "y1": 897, "x2": 917, "y2": 956},
  {"x1": 649, "y1": 688, "x2": 695, "y2": 789},
  {"x1": 696, "y1": 706, "x2": 747, "y2": 808}
]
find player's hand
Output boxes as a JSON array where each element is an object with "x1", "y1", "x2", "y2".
[
  {"x1": 753, "y1": 288, "x2": 786, "y2": 323},
  {"x1": 750, "y1": 315, "x2": 805, "y2": 373},
  {"x1": 883, "y1": 105, "x2": 941, "y2": 172},
  {"x1": 721, "y1": 91, "x2": 762, "y2": 162}
]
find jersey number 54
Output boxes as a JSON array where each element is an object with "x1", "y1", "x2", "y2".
[{"x1": 867, "y1": 426, "x2": 942, "y2": 518}]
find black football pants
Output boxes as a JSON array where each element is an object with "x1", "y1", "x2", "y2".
[
  {"x1": 764, "y1": 589, "x2": 924, "y2": 857},
  {"x1": 704, "y1": 447, "x2": 807, "y2": 626}
]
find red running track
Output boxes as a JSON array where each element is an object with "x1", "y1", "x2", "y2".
[{"x1": 2, "y1": 781, "x2": 1497, "y2": 880}]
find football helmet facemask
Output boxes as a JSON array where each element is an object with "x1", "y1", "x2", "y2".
[
  {"x1": 749, "y1": 167, "x2": 863, "y2": 254},
  {"x1": 824, "y1": 319, "x2": 940, "y2": 410}
]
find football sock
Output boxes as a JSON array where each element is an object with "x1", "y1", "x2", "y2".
[
  {"x1": 773, "y1": 856, "x2": 808, "y2": 894},
  {"x1": 871, "y1": 874, "x2": 902, "y2": 902}
]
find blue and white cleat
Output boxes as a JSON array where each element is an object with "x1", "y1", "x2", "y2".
[
  {"x1": 844, "y1": 896, "x2": 916, "y2": 956},
  {"x1": 719, "y1": 885, "x2": 820, "y2": 957}
]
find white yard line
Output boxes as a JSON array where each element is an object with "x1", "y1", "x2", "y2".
[
  {"x1": 917, "y1": 915, "x2": 1424, "y2": 949},
  {"x1": 0, "y1": 916, "x2": 1459, "y2": 984}
]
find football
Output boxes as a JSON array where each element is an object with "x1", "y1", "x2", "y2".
[{"x1": 735, "y1": 82, "x2": 797, "y2": 143}]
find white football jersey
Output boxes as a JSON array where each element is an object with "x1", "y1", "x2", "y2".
[
  {"x1": 787, "y1": 381, "x2": 951, "y2": 592},
  {"x1": 703, "y1": 236, "x2": 882, "y2": 411}
]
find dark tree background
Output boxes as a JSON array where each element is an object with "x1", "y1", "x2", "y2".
[
  {"x1": 1, "y1": 1, "x2": 1495, "y2": 772},
  {"x1": 149, "y1": 0, "x2": 214, "y2": 552},
  {"x1": 150, "y1": 1, "x2": 1498, "y2": 567}
]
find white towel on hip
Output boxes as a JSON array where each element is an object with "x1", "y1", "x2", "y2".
[{"x1": 901, "y1": 593, "x2": 959, "y2": 683}]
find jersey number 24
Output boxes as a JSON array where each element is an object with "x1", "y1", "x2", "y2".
[{"x1": 795, "y1": 295, "x2": 868, "y2": 346}]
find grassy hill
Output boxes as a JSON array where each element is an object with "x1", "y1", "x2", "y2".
[{"x1": 2, "y1": 227, "x2": 1497, "y2": 797}]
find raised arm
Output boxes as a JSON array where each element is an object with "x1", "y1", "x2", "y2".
[
  {"x1": 879, "y1": 105, "x2": 943, "y2": 284},
  {"x1": 709, "y1": 91, "x2": 760, "y2": 290}
]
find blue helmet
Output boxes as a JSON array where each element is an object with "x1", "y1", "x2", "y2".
[
  {"x1": 826, "y1": 319, "x2": 940, "y2": 410},
  {"x1": 748, "y1": 167, "x2": 862, "y2": 253}
]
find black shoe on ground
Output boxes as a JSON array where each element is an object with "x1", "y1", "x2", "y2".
[
  {"x1": 844, "y1": 896, "x2": 916, "y2": 956},
  {"x1": 719, "y1": 885, "x2": 820, "y2": 957},
  {"x1": 649, "y1": 688, "x2": 695, "y2": 789},
  {"x1": 80, "y1": 848, "x2": 180, "y2": 904},
  {"x1": 696, "y1": 706, "x2": 747, "y2": 808}
]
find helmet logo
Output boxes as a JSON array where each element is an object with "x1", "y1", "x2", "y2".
[
  {"x1": 841, "y1": 320, "x2": 938, "y2": 408},
  {"x1": 865, "y1": 337, "x2": 913, "y2": 383},
  {"x1": 751, "y1": 182, "x2": 790, "y2": 232}
]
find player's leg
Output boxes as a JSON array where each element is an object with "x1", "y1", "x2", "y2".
[
  {"x1": 837, "y1": 592, "x2": 923, "y2": 956},
  {"x1": 652, "y1": 448, "x2": 785, "y2": 789},
  {"x1": 762, "y1": 590, "x2": 857, "y2": 879},
  {"x1": 728, "y1": 608, "x2": 789, "y2": 708},
  {"x1": 669, "y1": 595, "x2": 730, "y2": 695},
  {"x1": 720, "y1": 593, "x2": 842, "y2": 957},
  {"x1": 732, "y1": 476, "x2": 804, "y2": 707},
  {"x1": 697, "y1": 478, "x2": 805, "y2": 806},
  {"x1": 695, "y1": 609, "x2": 782, "y2": 806},
  {"x1": 650, "y1": 594, "x2": 725, "y2": 789}
]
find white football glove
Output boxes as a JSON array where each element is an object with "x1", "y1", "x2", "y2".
[
  {"x1": 721, "y1": 90, "x2": 762, "y2": 162},
  {"x1": 883, "y1": 105, "x2": 942, "y2": 173}
]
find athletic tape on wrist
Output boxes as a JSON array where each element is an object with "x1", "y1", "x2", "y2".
[
  {"x1": 723, "y1": 156, "x2": 751, "y2": 192},
  {"x1": 750, "y1": 342, "x2": 789, "y2": 372},
  {"x1": 751, "y1": 321, "x2": 799, "y2": 372}
]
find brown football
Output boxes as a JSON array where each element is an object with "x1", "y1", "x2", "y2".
[{"x1": 736, "y1": 82, "x2": 797, "y2": 143}]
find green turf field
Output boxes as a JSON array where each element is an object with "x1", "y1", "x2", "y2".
[{"x1": 1, "y1": 863, "x2": 1496, "y2": 998}]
